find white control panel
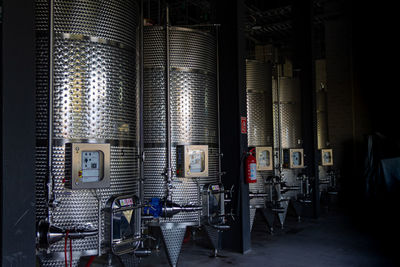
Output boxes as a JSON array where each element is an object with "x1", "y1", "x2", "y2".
[
  {"x1": 66, "y1": 143, "x2": 110, "y2": 189},
  {"x1": 283, "y1": 148, "x2": 304, "y2": 169},
  {"x1": 292, "y1": 151, "x2": 302, "y2": 167},
  {"x1": 256, "y1": 147, "x2": 273, "y2": 171},
  {"x1": 320, "y1": 149, "x2": 333, "y2": 166},
  {"x1": 177, "y1": 145, "x2": 209, "y2": 178},
  {"x1": 81, "y1": 151, "x2": 101, "y2": 183},
  {"x1": 290, "y1": 149, "x2": 304, "y2": 168},
  {"x1": 189, "y1": 149, "x2": 205, "y2": 173}
]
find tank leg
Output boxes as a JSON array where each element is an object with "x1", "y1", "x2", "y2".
[{"x1": 214, "y1": 248, "x2": 218, "y2": 257}]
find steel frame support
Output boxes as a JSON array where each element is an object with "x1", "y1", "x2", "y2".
[
  {"x1": 215, "y1": 0, "x2": 251, "y2": 253},
  {"x1": 292, "y1": 0, "x2": 320, "y2": 218}
]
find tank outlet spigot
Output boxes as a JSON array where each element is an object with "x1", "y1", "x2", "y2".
[
  {"x1": 37, "y1": 220, "x2": 98, "y2": 248},
  {"x1": 143, "y1": 198, "x2": 201, "y2": 218},
  {"x1": 134, "y1": 248, "x2": 152, "y2": 257},
  {"x1": 212, "y1": 224, "x2": 230, "y2": 230},
  {"x1": 249, "y1": 192, "x2": 269, "y2": 198}
]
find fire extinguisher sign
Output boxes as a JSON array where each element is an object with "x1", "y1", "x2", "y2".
[{"x1": 241, "y1": 117, "x2": 247, "y2": 134}]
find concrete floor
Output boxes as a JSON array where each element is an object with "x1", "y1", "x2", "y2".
[{"x1": 139, "y1": 211, "x2": 397, "y2": 267}]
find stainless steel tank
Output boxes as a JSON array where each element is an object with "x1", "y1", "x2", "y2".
[
  {"x1": 273, "y1": 76, "x2": 302, "y2": 225},
  {"x1": 317, "y1": 85, "x2": 330, "y2": 190},
  {"x1": 246, "y1": 60, "x2": 273, "y2": 229},
  {"x1": 315, "y1": 59, "x2": 329, "y2": 150},
  {"x1": 317, "y1": 86, "x2": 329, "y2": 150},
  {"x1": 143, "y1": 26, "x2": 218, "y2": 266},
  {"x1": 35, "y1": 0, "x2": 138, "y2": 265},
  {"x1": 316, "y1": 63, "x2": 334, "y2": 194},
  {"x1": 273, "y1": 77, "x2": 302, "y2": 150}
]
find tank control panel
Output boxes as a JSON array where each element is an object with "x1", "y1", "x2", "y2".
[
  {"x1": 65, "y1": 143, "x2": 111, "y2": 189},
  {"x1": 319, "y1": 148, "x2": 333, "y2": 166},
  {"x1": 256, "y1": 147, "x2": 273, "y2": 171},
  {"x1": 81, "y1": 151, "x2": 101, "y2": 182},
  {"x1": 176, "y1": 145, "x2": 209, "y2": 178},
  {"x1": 283, "y1": 148, "x2": 304, "y2": 169}
]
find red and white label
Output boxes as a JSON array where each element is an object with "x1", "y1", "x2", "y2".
[
  {"x1": 241, "y1": 117, "x2": 247, "y2": 134},
  {"x1": 120, "y1": 198, "x2": 133, "y2": 206}
]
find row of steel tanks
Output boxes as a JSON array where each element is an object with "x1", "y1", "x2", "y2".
[
  {"x1": 246, "y1": 58, "x2": 335, "y2": 233},
  {"x1": 34, "y1": 0, "x2": 334, "y2": 265},
  {"x1": 34, "y1": 1, "x2": 226, "y2": 266}
]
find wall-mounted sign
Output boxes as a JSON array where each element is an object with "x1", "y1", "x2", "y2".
[{"x1": 241, "y1": 117, "x2": 247, "y2": 134}]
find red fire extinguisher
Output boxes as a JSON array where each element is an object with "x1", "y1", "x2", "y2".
[{"x1": 245, "y1": 148, "x2": 257, "y2": 183}]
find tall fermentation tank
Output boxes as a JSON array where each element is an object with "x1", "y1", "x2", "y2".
[
  {"x1": 316, "y1": 59, "x2": 334, "y2": 191},
  {"x1": 273, "y1": 77, "x2": 302, "y2": 150},
  {"x1": 143, "y1": 26, "x2": 219, "y2": 266},
  {"x1": 143, "y1": 26, "x2": 218, "y2": 224},
  {"x1": 316, "y1": 85, "x2": 331, "y2": 186},
  {"x1": 317, "y1": 87, "x2": 329, "y2": 149},
  {"x1": 35, "y1": 0, "x2": 138, "y2": 265},
  {"x1": 315, "y1": 59, "x2": 329, "y2": 150},
  {"x1": 246, "y1": 60, "x2": 273, "y2": 229},
  {"x1": 273, "y1": 77, "x2": 302, "y2": 200}
]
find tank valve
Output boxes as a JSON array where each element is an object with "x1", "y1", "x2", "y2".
[
  {"x1": 143, "y1": 198, "x2": 202, "y2": 218},
  {"x1": 249, "y1": 192, "x2": 269, "y2": 199},
  {"x1": 37, "y1": 220, "x2": 98, "y2": 248}
]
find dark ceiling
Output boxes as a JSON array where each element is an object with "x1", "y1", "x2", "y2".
[{"x1": 144, "y1": 0, "x2": 345, "y2": 57}]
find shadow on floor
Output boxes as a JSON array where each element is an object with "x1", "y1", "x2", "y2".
[{"x1": 139, "y1": 209, "x2": 397, "y2": 267}]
